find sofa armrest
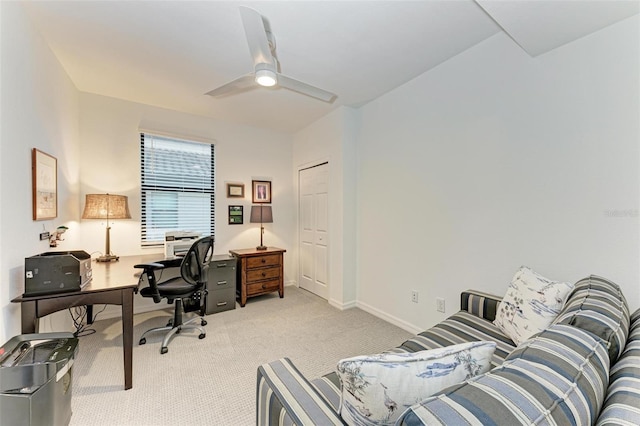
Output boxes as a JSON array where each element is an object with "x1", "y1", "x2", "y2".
[
  {"x1": 257, "y1": 358, "x2": 344, "y2": 426},
  {"x1": 460, "y1": 290, "x2": 502, "y2": 322}
]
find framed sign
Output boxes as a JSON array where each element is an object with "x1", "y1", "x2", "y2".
[
  {"x1": 252, "y1": 180, "x2": 271, "y2": 204},
  {"x1": 227, "y1": 183, "x2": 244, "y2": 198},
  {"x1": 32, "y1": 148, "x2": 57, "y2": 220},
  {"x1": 228, "y1": 205, "x2": 243, "y2": 224}
]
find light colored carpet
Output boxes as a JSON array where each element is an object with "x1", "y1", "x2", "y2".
[{"x1": 69, "y1": 286, "x2": 413, "y2": 425}]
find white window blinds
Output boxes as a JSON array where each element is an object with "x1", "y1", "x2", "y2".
[{"x1": 140, "y1": 133, "x2": 215, "y2": 246}]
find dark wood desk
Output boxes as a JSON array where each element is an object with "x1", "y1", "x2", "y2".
[{"x1": 11, "y1": 254, "x2": 159, "y2": 390}]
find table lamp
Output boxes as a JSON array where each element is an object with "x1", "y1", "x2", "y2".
[
  {"x1": 82, "y1": 193, "x2": 131, "y2": 262},
  {"x1": 250, "y1": 205, "x2": 273, "y2": 251}
]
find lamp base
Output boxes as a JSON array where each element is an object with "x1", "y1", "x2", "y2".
[
  {"x1": 256, "y1": 245, "x2": 267, "y2": 251},
  {"x1": 96, "y1": 254, "x2": 119, "y2": 262}
]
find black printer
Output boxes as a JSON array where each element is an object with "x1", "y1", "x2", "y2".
[{"x1": 24, "y1": 251, "x2": 92, "y2": 297}]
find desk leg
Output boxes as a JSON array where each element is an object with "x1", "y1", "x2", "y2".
[
  {"x1": 21, "y1": 301, "x2": 38, "y2": 334},
  {"x1": 86, "y1": 305, "x2": 94, "y2": 324},
  {"x1": 121, "y1": 289, "x2": 134, "y2": 390}
]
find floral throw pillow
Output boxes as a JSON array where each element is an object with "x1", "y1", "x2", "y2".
[
  {"x1": 494, "y1": 266, "x2": 574, "y2": 346},
  {"x1": 336, "y1": 341, "x2": 496, "y2": 426}
]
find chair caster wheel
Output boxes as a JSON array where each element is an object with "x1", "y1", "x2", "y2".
[
  {"x1": 160, "y1": 347, "x2": 168, "y2": 354},
  {"x1": 201, "y1": 319, "x2": 207, "y2": 326},
  {"x1": 199, "y1": 333, "x2": 206, "y2": 339},
  {"x1": 139, "y1": 338, "x2": 146, "y2": 345}
]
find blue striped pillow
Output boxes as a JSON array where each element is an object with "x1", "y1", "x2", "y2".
[
  {"x1": 398, "y1": 324, "x2": 610, "y2": 425},
  {"x1": 554, "y1": 275, "x2": 630, "y2": 364}
]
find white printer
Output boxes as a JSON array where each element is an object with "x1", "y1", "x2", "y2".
[{"x1": 164, "y1": 231, "x2": 200, "y2": 258}]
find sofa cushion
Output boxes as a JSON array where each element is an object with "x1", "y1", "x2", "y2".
[
  {"x1": 554, "y1": 275, "x2": 630, "y2": 364},
  {"x1": 312, "y1": 310, "x2": 516, "y2": 413},
  {"x1": 394, "y1": 310, "x2": 516, "y2": 367},
  {"x1": 398, "y1": 324, "x2": 610, "y2": 426},
  {"x1": 596, "y1": 308, "x2": 640, "y2": 425},
  {"x1": 493, "y1": 266, "x2": 573, "y2": 345},
  {"x1": 336, "y1": 341, "x2": 496, "y2": 426}
]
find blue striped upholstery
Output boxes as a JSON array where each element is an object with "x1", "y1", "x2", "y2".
[
  {"x1": 257, "y1": 287, "x2": 635, "y2": 426},
  {"x1": 460, "y1": 289, "x2": 502, "y2": 322},
  {"x1": 554, "y1": 275, "x2": 630, "y2": 364},
  {"x1": 256, "y1": 358, "x2": 343, "y2": 426},
  {"x1": 596, "y1": 308, "x2": 640, "y2": 425},
  {"x1": 398, "y1": 324, "x2": 611, "y2": 425},
  {"x1": 310, "y1": 296, "x2": 515, "y2": 413},
  {"x1": 391, "y1": 311, "x2": 515, "y2": 367}
]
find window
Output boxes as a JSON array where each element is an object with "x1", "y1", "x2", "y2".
[{"x1": 140, "y1": 133, "x2": 215, "y2": 246}]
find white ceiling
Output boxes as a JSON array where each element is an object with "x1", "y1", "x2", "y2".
[{"x1": 24, "y1": 0, "x2": 639, "y2": 134}]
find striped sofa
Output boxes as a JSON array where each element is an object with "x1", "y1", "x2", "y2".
[{"x1": 257, "y1": 276, "x2": 640, "y2": 425}]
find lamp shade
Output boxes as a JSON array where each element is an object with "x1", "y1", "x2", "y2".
[
  {"x1": 82, "y1": 194, "x2": 131, "y2": 220},
  {"x1": 250, "y1": 205, "x2": 273, "y2": 223}
]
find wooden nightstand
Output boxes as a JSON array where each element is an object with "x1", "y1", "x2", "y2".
[{"x1": 229, "y1": 247, "x2": 286, "y2": 307}]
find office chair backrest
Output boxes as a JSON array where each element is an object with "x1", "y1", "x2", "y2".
[{"x1": 181, "y1": 236, "x2": 214, "y2": 286}]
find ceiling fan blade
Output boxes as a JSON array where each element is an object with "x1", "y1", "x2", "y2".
[
  {"x1": 239, "y1": 6, "x2": 276, "y2": 70},
  {"x1": 205, "y1": 74, "x2": 255, "y2": 97},
  {"x1": 277, "y1": 74, "x2": 337, "y2": 103}
]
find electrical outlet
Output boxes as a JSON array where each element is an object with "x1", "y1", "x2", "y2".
[
  {"x1": 436, "y1": 297, "x2": 445, "y2": 313},
  {"x1": 411, "y1": 290, "x2": 419, "y2": 303}
]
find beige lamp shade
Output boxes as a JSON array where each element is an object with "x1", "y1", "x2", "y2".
[
  {"x1": 82, "y1": 193, "x2": 131, "y2": 262},
  {"x1": 82, "y1": 194, "x2": 131, "y2": 220}
]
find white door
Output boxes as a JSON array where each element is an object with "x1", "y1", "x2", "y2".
[{"x1": 299, "y1": 163, "x2": 329, "y2": 299}]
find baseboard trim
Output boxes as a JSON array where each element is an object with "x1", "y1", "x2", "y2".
[
  {"x1": 328, "y1": 298, "x2": 357, "y2": 310},
  {"x1": 356, "y1": 300, "x2": 423, "y2": 335}
]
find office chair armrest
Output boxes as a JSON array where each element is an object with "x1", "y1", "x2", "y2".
[
  {"x1": 134, "y1": 262, "x2": 166, "y2": 271},
  {"x1": 134, "y1": 263, "x2": 166, "y2": 303}
]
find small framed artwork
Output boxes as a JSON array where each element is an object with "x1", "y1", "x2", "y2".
[
  {"x1": 252, "y1": 180, "x2": 271, "y2": 204},
  {"x1": 32, "y1": 148, "x2": 58, "y2": 221},
  {"x1": 228, "y1": 205, "x2": 243, "y2": 224},
  {"x1": 227, "y1": 183, "x2": 244, "y2": 198}
]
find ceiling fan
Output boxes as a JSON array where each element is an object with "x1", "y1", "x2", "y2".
[{"x1": 205, "y1": 6, "x2": 337, "y2": 103}]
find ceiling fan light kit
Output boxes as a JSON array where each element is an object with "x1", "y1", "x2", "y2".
[
  {"x1": 255, "y1": 68, "x2": 277, "y2": 87},
  {"x1": 205, "y1": 6, "x2": 336, "y2": 103}
]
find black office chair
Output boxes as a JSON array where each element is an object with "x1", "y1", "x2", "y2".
[{"x1": 134, "y1": 236, "x2": 213, "y2": 354}]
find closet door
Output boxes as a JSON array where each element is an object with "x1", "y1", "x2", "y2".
[{"x1": 298, "y1": 163, "x2": 329, "y2": 299}]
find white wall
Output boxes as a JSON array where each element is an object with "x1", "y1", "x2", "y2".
[
  {"x1": 77, "y1": 93, "x2": 295, "y2": 316},
  {"x1": 0, "y1": 2, "x2": 81, "y2": 343},
  {"x1": 292, "y1": 107, "x2": 359, "y2": 308},
  {"x1": 355, "y1": 16, "x2": 640, "y2": 334}
]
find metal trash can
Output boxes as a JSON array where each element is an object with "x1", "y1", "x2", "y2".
[{"x1": 0, "y1": 333, "x2": 79, "y2": 426}]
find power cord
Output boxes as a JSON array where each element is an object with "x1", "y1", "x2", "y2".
[{"x1": 68, "y1": 304, "x2": 108, "y2": 337}]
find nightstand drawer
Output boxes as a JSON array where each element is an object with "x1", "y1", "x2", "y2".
[
  {"x1": 246, "y1": 254, "x2": 280, "y2": 269},
  {"x1": 246, "y1": 266, "x2": 280, "y2": 283},
  {"x1": 246, "y1": 279, "x2": 280, "y2": 296}
]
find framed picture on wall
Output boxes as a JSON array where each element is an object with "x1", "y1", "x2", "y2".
[
  {"x1": 252, "y1": 180, "x2": 271, "y2": 204},
  {"x1": 227, "y1": 183, "x2": 244, "y2": 198},
  {"x1": 229, "y1": 205, "x2": 243, "y2": 224},
  {"x1": 32, "y1": 148, "x2": 58, "y2": 221}
]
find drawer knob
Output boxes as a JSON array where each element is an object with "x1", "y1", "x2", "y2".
[
  {"x1": 217, "y1": 281, "x2": 227, "y2": 286},
  {"x1": 261, "y1": 258, "x2": 266, "y2": 263},
  {"x1": 261, "y1": 284, "x2": 266, "y2": 289},
  {"x1": 217, "y1": 263, "x2": 227, "y2": 268},
  {"x1": 261, "y1": 272, "x2": 266, "y2": 277},
  {"x1": 216, "y1": 302, "x2": 227, "y2": 307}
]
